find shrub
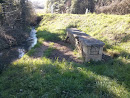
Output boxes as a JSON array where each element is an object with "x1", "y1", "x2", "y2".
[{"x1": 95, "y1": 0, "x2": 130, "y2": 15}]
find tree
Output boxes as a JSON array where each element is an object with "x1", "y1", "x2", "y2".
[
  {"x1": 45, "y1": 0, "x2": 66, "y2": 13},
  {"x1": 45, "y1": 0, "x2": 95, "y2": 14},
  {"x1": 0, "y1": 0, "x2": 5, "y2": 3},
  {"x1": 20, "y1": 0, "x2": 26, "y2": 29},
  {"x1": 0, "y1": 0, "x2": 35, "y2": 52},
  {"x1": 0, "y1": 0, "x2": 35, "y2": 29},
  {"x1": 70, "y1": 0, "x2": 95, "y2": 14}
]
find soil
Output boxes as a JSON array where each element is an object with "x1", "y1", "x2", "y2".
[
  {"x1": 33, "y1": 41, "x2": 83, "y2": 63},
  {"x1": 32, "y1": 41, "x2": 111, "y2": 63}
]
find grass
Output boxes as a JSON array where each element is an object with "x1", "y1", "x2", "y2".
[
  {"x1": 0, "y1": 13, "x2": 130, "y2": 98},
  {"x1": 0, "y1": 56, "x2": 129, "y2": 98},
  {"x1": 44, "y1": 43, "x2": 56, "y2": 58}
]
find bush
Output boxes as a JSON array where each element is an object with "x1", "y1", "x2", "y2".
[{"x1": 95, "y1": 0, "x2": 130, "y2": 15}]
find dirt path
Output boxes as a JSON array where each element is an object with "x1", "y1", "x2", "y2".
[{"x1": 33, "y1": 41, "x2": 83, "y2": 63}]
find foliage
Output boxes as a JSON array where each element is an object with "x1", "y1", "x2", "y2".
[
  {"x1": 45, "y1": 0, "x2": 66, "y2": 13},
  {"x1": 45, "y1": 0, "x2": 95, "y2": 14},
  {"x1": 0, "y1": 0, "x2": 35, "y2": 50},
  {"x1": 0, "y1": 0, "x2": 35, "y2": 72},
  {"x1": 0, "y1": 0, "x2": 35, "y2": 29},
  {"x1": 95, "y1": 0, "x2": 130, "y2": 15},
  {"x1": 45, "y1": 0, "x2": 130, "y2": 14},
  {"x1": 70, "y1": 0, "x2": 95, "y2": 14}
]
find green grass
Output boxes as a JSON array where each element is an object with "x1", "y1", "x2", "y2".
[
  {"x1": 44, "y1": 43, "x2": 56, "y2": 57},
  {"x1": 0, "y1": 13, "x2": 130, "y2": 98},
  {"x1": 0, "y1": 55, "x2": 129, "y2": 98}
]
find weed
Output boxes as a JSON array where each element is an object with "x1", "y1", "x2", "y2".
[
  {"x1": 27, "y1": 48, "x2": 36, "y2": 56},
  {"x1": 44, "y1": 47, "x2": 55, "y2": 57}
]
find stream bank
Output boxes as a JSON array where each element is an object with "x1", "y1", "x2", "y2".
[
  {"x1": 0, "y1": 28, "x2": 37, "y2": 73},
  {"x1": 0, "y1": 28, "x2": 30, "y2": 51}
]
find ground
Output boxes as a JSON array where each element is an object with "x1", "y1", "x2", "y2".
[{"x1": 33, "y1": 41, "x2": 83, "y2": 63}]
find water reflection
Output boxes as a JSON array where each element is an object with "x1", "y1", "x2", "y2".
[
  {"x1": 0, "y1": 28, "x2": 37, "y2": 66},
  {"x1": 28, "y1": 28, "x2": 37, "y2": 50}
]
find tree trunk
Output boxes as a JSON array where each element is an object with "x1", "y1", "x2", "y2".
[{"x1": 20, "y1": 0, "x2": 26, "y2": 29}]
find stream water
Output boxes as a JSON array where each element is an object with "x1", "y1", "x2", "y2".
[{"x1": 0, "y1": 28, "x2": 37, "y2": 67}]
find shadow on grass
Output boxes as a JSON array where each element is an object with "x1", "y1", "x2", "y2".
[
  {"x1": 1, "y1": 28, "x2": 128, "y2": 97},
  {"x1": 28, "y1": 29, "x2": 85, "y2": 63},
  {"x1": 26, "y1": 29, "x2": 64, "y2": 57},
  {"x1": 27, "y1": 29, "x2": 81, "y2": 62},
  {"x1": 84, "y1": 58, "x2": 130, "y2": 90},
  {"x1": 86, "y1": 40, "x2": 130, "y2": 90},
  {"x1": 103, "y1": 41, "x2": 130, "y2": 59},
  {"x1": 27, "y1": 29, "x2": 130, "y2": 92},
  {"x1": 1, "y1": 56, "x2": 129, "y2": 97},
  {"x1": 37, "y1": 29, "x2": 63, "y2": 42},
  {"x1": 0, "y1": 48, "x2": 20, "y2": 73}
]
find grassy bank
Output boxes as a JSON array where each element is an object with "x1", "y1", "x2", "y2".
[
  {"x1": 39, "y1": 14, "x2": 130, "y2": 59},
  {"x1": 0, "y1": 14, "x2": 130, "y2": 98}
]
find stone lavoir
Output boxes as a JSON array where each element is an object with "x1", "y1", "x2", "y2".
[{"x1": 66, "y1": 28, "x2": 105, "y2": 62}]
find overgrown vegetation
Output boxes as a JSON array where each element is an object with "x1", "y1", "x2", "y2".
[
  {"x1": 45, "y1": 0, "x2": 95, "y2": 13},
  {"x1": 0, "y1": 0, "x2": 36, "y2": 73},
  {"x1": 45, "y1": 0, "x2": 130, "y2": 14},
  {"x1": 95, "y1": 0, "x2": 130, "y2": 15},
  {"x1": 0, "y1": 14, "x2": 130, "y2": 97},
  {"x1": 0, "y1": 0, "x2": 35, "y2": 50}
]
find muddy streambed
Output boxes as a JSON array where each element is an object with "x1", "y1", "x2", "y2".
[{"x1": 0, "y1": 28, "x2": 37, "y2": 69}]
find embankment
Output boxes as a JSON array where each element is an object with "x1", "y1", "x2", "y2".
[
  {"x1": 38, "y1": 14, "x2": 130, "y2": 59},
  {"x1": 0, "y1": 28, "x2": 30, "y2": 51},
  {"x1": 0, "y1": 15, "x2": 42, "y2": 51}
]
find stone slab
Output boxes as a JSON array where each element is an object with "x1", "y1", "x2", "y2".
[
  {"x1": 67, "y1": 28, "x2": 105, "y2": 47},
  {"x1": 66, "y1": 28, "x2": 105, "y2": 62}
]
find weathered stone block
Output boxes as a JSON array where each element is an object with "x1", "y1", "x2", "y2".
[{"x1": 66, "y1": 28, "x2": 105, "y2": 62}]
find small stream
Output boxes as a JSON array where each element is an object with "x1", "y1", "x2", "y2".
[{"x1": 0, "y1": 28, "x2": 37, "y2": 67}]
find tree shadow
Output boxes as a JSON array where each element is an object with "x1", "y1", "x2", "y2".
[
  {"x1": 27, "y1": 29, "x2": 85, "y2": 63},
  {"x1": 36, "y1": 29, "x2": 63, "y2": 42},
  {"x1": 1, "y1": 56, "x2": 128, "y2": 97},
  {"x1": 1, "y1": 28, "x2": 129, "y2": 97},
  {"x1": 103, "y1": 40, "x2": 130, "y2": 59},
  {"x1": 0, "y1": 47, "x2": 21, "y2": 73},
  {"x1": 29, "y1": 29, "x2": 130, "y2": 90},
  {"x1": 84, "y1": 55, "x2": 130, "y2": 90}
]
